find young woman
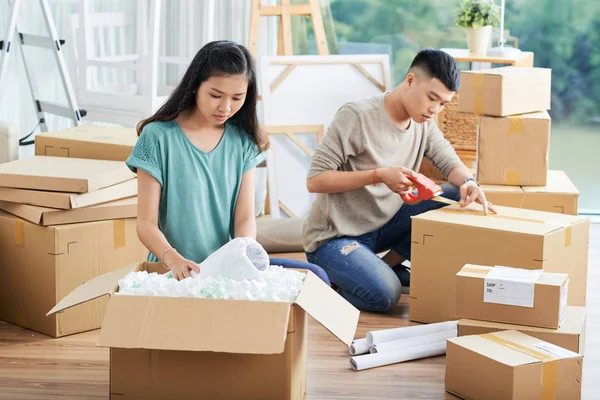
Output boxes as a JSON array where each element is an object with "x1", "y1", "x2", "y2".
[{"x1": 126, "y1": 40, "x2": 329, "y2": 284}]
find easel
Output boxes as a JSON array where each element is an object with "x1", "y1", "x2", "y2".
[{"x1": 248, "y1": 0, "x2": 329, "y2": 58}]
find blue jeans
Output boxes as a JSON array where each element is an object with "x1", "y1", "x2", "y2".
[
  {"x1": 270, "y1": 257, "x2": 331, "y2": 286},
  {"x1": 305, "y1": 183, "x2": 461, "y2": 313}
]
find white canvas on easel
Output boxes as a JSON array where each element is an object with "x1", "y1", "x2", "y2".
[{"x1": 259, "y1": 54, "x2": 392, "y2": 219}]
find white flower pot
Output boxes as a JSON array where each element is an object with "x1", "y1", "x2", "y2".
[{"x1": 466, "y1": 25, "x2": 493, "y2": 56}]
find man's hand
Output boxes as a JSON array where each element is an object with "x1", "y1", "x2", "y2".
[
  {"x1": 459, "y1": 180, "x2": 497, "y2": 215},
  {"x1": 379, "y1": 166, "x2": 418, "y2": 195}
]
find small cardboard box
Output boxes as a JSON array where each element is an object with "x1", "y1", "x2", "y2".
[
  {"x1": 409, "y1": 204, "x2": 589, "y2": 323},
  {"x1": 477, "y1": 111, "x2": 551, "y2": 186},
  {"x1": 459, "y1": 67, "x2": 552, "y2": 116},
  {"x1": 482, "y1": 170, "x2": 579, "y2": 215},
  {"x1": 0, "y1": 178, "x2": 137, "y2": 210},
  {"x1": 0, "y1": 197, "x2": 137, "y2": 226},
  {"x1": 0, "y1": 212, "x2": 147, "y2": 337},
  {"x1": 455, "y1": 265, "x2": 568, "y2": 329},
  {"x1": 446, "y1": 330, "x2": 583, "y2": 400},
  {"x1": 458, "y1": 306, "x2": 587, "y2": 354},
  {"x1": 35, "y1": 125, "x2": 138, "y2": 162},
  {"x1": 48, "y1": 262, "x2": 360, "y2": 400},
  {"x1": 0, "y1": 156, "x2": 135, "y2": 193}
]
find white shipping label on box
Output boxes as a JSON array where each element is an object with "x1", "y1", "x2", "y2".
[
  {"x1": 531, "y1": 341, "x2": 579, "y2": 359},
  {"x1": 483, "y1": 266, "x2": 543, "y2": 308}
]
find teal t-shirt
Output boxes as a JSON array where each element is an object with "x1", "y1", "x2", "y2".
[{"x1": 126, "y1": 119, "x2": 266, "y2": 263}]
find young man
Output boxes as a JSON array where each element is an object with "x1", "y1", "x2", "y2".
[{"x1": 302, "y1": 48, "x2": 496, "y2": 313}]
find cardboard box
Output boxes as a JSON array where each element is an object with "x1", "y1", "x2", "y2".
[
  {"x1": 446, "y1": 330, "x2": 582, "y2": 400},
  {"x1": 0, "y1": 156, "x2": 135, "y2": 193},
  {"x1": 477, "y1": 111, "x2": 551, "y2": 186},
  {"x1": 455, "y1": 265, "x2": 568, "y2": 329},
  {"x1": 458, "y1": 306, "x2": 587, "y2": 354},
  {"x1": 0, "y1": 212, "x2": 148, "y2": 337},
  {"x1": 0, "y1": 197, "x2": 137, "y2": 226},
  {"x1": 35, "y1": 125, "x2": 137, "y2": 161},
  {"x1": 409, "y1": 204, "x2": 589, "y2": 323},
  {"x1": 0, "y1": 178, "x2": 137, "y2": 210},
  {"x1": 48, "y1": 262, "x2": 360, "y2": 399},
  {"x1": 459, "y1": 67, "x2": 551, "y2": 116},
  {"x1": 482, "y1": 170, "x2": 579, "y2": 215}
]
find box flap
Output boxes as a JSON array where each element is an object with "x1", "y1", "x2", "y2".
[
  {"x1": 294, "y1": 271, "x2": 359, "y2": 346},
  {"x1": 480, "y1": 184, "x2": 524, "y2": 195},
  {"x1": 98, "y1": 295, "x2": 292, "y2": 354},
  {"x1": 412, "y1": 204, "x2": 583, "y2": 235},
  {"x1": 70, "y1": 178, "x2": 137, "y2": 209},
  {"x1": 36, "y1": 125, "x2": 137, "y2": 146},
  {"x1": 481, "y1": 110, "x2": 550, "y2": 122},
  {"x1": 47, "y1": 262, "x2": 142, "y2": 315},
  {"x1": 523, "y1": 170, "x2": 579, "y2": 195},
  {"x1": 0, "y1": 156, "x2": 134, "y2": 193}
]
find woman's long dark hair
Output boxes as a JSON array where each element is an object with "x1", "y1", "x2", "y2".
[{"x1": 137, "y1": 40, "x2": 268, "y2": 152}]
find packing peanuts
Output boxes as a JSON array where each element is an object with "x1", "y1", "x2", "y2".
[
  {"x1": 0, "y1": 211, "x2": 147, "y2": 337},
  {"x1": 446, "y1": 330, "x2": 583, "y2": 400},
  {"x1": 477, "y1": 111, "x2": 551, "y2": 186},
  {"x1": 458, "y1": 66, "x2": 551, "y2": 116},
  {"x1": 458, "y1": 306, "x2": 587, "y2": 354},
  {"x1": 409, "y1": 204, "x2": 589, "y2": 323},
  {"x1": 482, "y1": 170, "x2": 579, "y2": 215},
  {"x1": 35, "y1": 125, "x2": 137, "y2": 161},
  {"x1": 455, "y1": 265, "x2": 568, "y2": 329},
  {"x1": 48, "y1": 262, "x2": 360, "y2": 399}
]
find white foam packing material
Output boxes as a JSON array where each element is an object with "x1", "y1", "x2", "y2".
[{"x1": 115, "y1": 265, "x2": 306, "y2": 302}]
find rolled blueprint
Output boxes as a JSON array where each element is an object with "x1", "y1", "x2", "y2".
[
  {"x1": 350, "y1": 341, "x2": 447, "y2": 371},
  {"x1": 366, "y1": 320, "x2": 458, "y2": 346},
  {"x1": 349, "y1": 338, "x2": 369, "y2": 356},
  {"x1": 370, "y1": 329, "x2": 456, "y2": 354}
]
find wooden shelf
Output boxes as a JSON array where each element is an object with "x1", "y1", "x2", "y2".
[{"x1": 440, "y1": 48, "x2": 534, "y2": 67}]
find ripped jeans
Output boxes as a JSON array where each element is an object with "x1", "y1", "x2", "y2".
[{"x1": 305, "y1": 183, "x2": 461, "y2": 313}]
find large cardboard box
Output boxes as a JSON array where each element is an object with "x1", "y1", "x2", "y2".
[
  {"x1": 455, "y1": 265, "x2": 568, "y2": 329},
  {"x1": 48, "y1": 262, "x2": 360, "y2": 399},
  {"x1": 477, "y1": 111, "x2": 551, "y2": 186},
  {"x1": 0, "y1": 212, "x2": 148, "y2": 337},
  {"x1": 0, "y1": 156, "x2": 135, "y2": 193},
  {"x1": 0, "y1": 197, "x2": 137, "y2": 226},
  {"x1": 0, "y1": 178, "x2": 137, "y2": 210},
  {"x1": 482, "y1": 170, "x2": 579, "y2": 215},
  {"x1": 459, "y1": 67, "x2": 551, "y2": 116},
  {"x1": 409, "y1": 204, "x2": 589, "y2": 323},
  {"x1": 446, "y1": 330, "x2": 583, "y2": 400},
  {"x1": 458, "y1": 306, "x2": 587, "y2": 354},
  {"x1": 35, "y1": 125, "x2": 137, "y2": 161}
]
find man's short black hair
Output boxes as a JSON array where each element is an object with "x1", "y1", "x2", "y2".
[{"x1": 408, "y1": 48, "x2": 461, "y2": 91}]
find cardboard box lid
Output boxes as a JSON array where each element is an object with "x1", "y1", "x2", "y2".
[
  {"x1": 35, "y1": 125, "x2": 138, "y2": 146},
  {"x1": 48, "y1": 262, "x2": 359, "y2": 354},
  {"x1": 481, "y1": 110, "x2": 550, "y2": 122},
  {"x1": 0, "y1": 197, "x2": 137, "y2": 226},
  {"x1": 462, "y1": 66, "x2": 551, "y2": 87},
  {"x1": 447, "y1": 330, "x2": 581, "y2": 367},
  {"x1": 523, "y1": 170, "x2": 579, "y2": 195},
  {"x1": 412, "y1": 203, "x2": 586, "y2": 236},
  {"x1": 0, "y1": 156, "x2": 135, "y2": 193},
  {"x1": 458, "y1": 264, "x2": 568, "y2": 287},
  {"x1": 458, "y1": 306, "x2": 586, "y2": 335}
]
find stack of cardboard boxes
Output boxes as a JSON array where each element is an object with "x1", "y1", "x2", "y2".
[{"x1": 0, "y1": 126, "x2": 148, "y2": 338}]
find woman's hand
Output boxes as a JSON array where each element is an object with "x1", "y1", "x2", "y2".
[{"x1": 163, "y1": 249, "x2": 200, "y2": 280}]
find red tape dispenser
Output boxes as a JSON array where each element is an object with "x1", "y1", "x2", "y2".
[{"x1": 401, "y1": 173, "x2": 457, "y2": 206}]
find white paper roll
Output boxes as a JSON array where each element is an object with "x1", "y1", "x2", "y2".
[
  {"x1": 350, "y1": 341, "x2": 447, "y2": 371},
  {"x1": 366, "y1": 320, "x2": 458, "y2": 346},
  {"x1": 349, "y1": 338, "x2": 369, "y2": 355},
  {"x1": 370, "y1": 329, "x2": 456, "y2": 354}
]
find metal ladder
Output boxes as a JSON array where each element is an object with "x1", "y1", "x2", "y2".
[{"x1": 0, "y1": 0, "x2": 85, "y2": 141}]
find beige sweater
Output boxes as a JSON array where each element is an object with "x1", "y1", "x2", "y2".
[{"x1": 302, "y1": 93, "x2": 463, "y2": 253}]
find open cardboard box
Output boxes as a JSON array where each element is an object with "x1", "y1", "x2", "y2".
[{"x1": 48, "y1": 262, "x2": 360, "y2": 399}]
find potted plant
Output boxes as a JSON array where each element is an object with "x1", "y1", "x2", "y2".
[{"x1": 455, "y1": 0, "x2": 501, "y2": 55}]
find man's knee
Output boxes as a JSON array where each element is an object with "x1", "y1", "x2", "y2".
[{"x1": 362, "y1": 282, "x2": 401, "y2": 313}]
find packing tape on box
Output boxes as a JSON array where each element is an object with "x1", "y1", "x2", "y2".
[
  {"x1": 481, "y1": 333, "x2": 557, "y2": 399},
  {"x1": 505, "y1": 170, "x2": 520, "y2": 185},
  {"x1": 460, "y1": 267, "x2": 489, "y2": 276},
  {"x1": 15, "y1": 219, "x2": 25, "y2": 247},
  {"x1": 472, "y1": 74, "x2": 485, "y2": 115},
  {"x1": 441, "y1": 208, "x2": 572, "y2": 247},
  {"x1": 113, "y1": 219, "x2": 126, "y2": 249},
  {"x1": 508, "y1": 115, "x2": 524, "y2": 134}
]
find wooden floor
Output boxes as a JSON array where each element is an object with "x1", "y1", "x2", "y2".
[{"x1": 0, "y1": 224, "x2": 598, "y2": 399}]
